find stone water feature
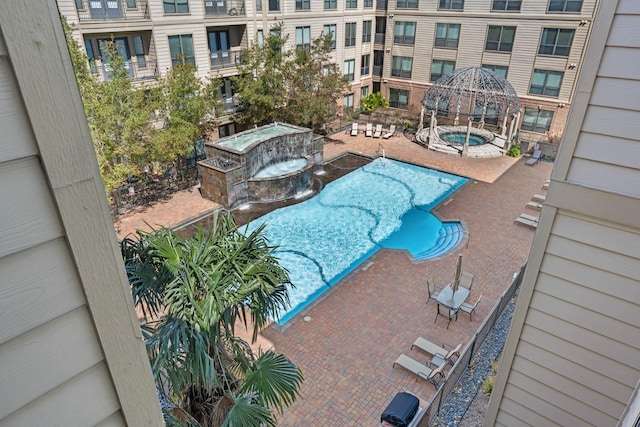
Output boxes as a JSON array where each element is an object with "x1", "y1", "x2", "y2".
[{"x1": 197, "y1": 123, "x2": 322, "y2": 208}]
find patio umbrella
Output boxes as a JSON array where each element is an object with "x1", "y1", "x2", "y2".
[{"x1": 451, "y1": 254, "x2": 463, "y2": 295}]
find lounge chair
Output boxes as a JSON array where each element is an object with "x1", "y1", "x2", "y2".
[
  {"x1": 459, "y1": 271, "x2": 474, "y2": 291},
  {"x1": 459, "y1": 294, "x2": 482, "y2": 321},
  {"x1": 365, "y1": 123, "x2": 373, "y2": 137},
  {"x1": 426, "y1": 278, "x2": 441, "y2": 304},
  {"x1": 542, "y1": 180, "x2": 550, "y2": 190},
  {"x1": 411, "y1": 338, "x2": 462, "y2": 366},
  {"x1": 392, "y1": 354, "x2": 446, "y2": 387},
  {"x1": 531, "y1": 193, "x2": 546, "y2": 202},
  {"x1": 350, "y1": 123, "x2": 359, "y2": 136},
  {"x1": 373, "y1": 124, "x2": 383, "y2": 138},
  {"x1": 526, "y1": 149, "x2": 542, "y2": 166},
  {"x1": 382, "y1": 124, "x2": 396, "y2": 139},
  {"x1": 526, "y1": 201, "x2": 543, "y2": 210},
  {"x1": 514, "y1": 213, "x2": 539, "y2": 228}
]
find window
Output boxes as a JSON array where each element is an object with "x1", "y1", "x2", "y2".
[
  {"x1": 548, "y1": 0, "x2": 582, "y2": 12},
  {"x1": 361, "y1": 86, "x2": 369, "y2": 98},
  {"x1": 482, "y1": 64, "x2": 509, "y2": 79},
  {"x1": 485, "y1": 25, "x2": 516, "y2": 52},
  {"x1": 256, "y1": 0, "x2": 262, "y2": 11},
  {"x1": 296, "y1": 26, "x2": 311, "y2": 52},
  {"x1": 163, "y1": 0, "x2": 189, "y2": 13},
  {"x1": 257, "y1": 30, "x2": 264, "y2": 47},
  {"x1": 539, "y1": 28, "x2": 574, "y2": 56},
  {"x1": 435, "y1": 23, "x2": 461, "y2": 48},
  {"x1": 168, "y1": 34, "x2": 195, "y2": 67},
  {"x1": 345, "y1": 23, "x2": 356, "y2": 47},
  {"x1": 346, "y1": 0, "x2": 357, "y2": 8},
  {"x1": 344, "y1": 59, "x2": 355, "y2": 81},
  {"x1": 344, "y1": 93, "x2": 354, "y2": 109},
  {"x1": 324, "y1": 25, "x2": 337, "y2": 49},
  {"x1": 361, "y1": 54, "x2": 370, "y2": 75},
  {"x1": 75, "y1": 0, "x2": 84, "y2": 9},
  {"x1": 431, "y1": 59, "x2": 455, "y2": 81},
  {"x1": 324, "y1": 0, "x2": 337, "y2": 8},
  {"x1": 268, "y1": 0, "x2": 279, "y2": 11},
  {"x1": 391, "y1": 56, "x2": 413, "y2": 78},
  {"x1": 491, "y1": 0, "x2": 521, "y2": 11},
  {"x1": 362, "y1": 21, "x2": 372, "y2": 43},
  {"x1": 394, "y1": 22, "x2": 416, "y2": 45},
  {"x1": 473, "y1": 103, "x2": 499, "y2": 125},
  {"x1": 296, "y1": 0, "x2": 310, "y2": 9},
  {"x1": 389, "y1": 88, "x2": 409, "y2": 109},
  {"x1": 364, "y1": 0, "x2": 373, "y2": 7},
  {"x1": 529, "y1": 69, "x2": 563, "y2": 97},
  {"x1": 133, "y1": 35, "x2": 146, "y2": 68},
  {"x1": 439, "y1": 0, "x2": 463, "y2": 10},
  {"x1": 522, "y1": 108, "x2": 554, "y2": 133},
  {"x1": 396, "y1": 0, "x2": 418, "y2": 8}
]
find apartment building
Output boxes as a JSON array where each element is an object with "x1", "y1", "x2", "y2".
[{"x1": 58, "y1": 0, "x2": 597, "y2": 141}]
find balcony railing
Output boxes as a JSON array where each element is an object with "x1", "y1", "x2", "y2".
[
  {"x1": 91, "y1": 60, "x2": 158, "y2": 82},
  {"x1": 220, "y1": 97, "x2": 239, "y2": 113},
  {"x1": 76, "y1": 0, "x2": 149, "y2": 22},
  {"x1": 204, "y1": 0, "x2": 246, "y2": 17},
  {"x1": 373, "y1": 65, "x2": 383, "y2": 77},
  {"x1": 210, "y1": 50, "x2": 244, "y2": 69},
  {"x1": 374, "y1": 33, "x2": 386, "y2": 45}
]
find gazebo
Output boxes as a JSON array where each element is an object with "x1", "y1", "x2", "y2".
[{"x1": 417, "y1": 67, "x2": 521, "y2": 157}]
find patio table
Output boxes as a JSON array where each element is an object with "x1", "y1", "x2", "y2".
[{"x1": 436, "y1": 283, "x2": 470, "y2": 311}]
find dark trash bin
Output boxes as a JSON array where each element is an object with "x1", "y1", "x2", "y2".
[{"x1": 380, "y1": 392, "x2": 420, "y2": 427}]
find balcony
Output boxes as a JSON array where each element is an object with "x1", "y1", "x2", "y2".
[
  {"x1": 91, "y1": 60, "x2": 157, "y2": 82},
  {"x1": 210, "y1": 49, "x2": 244, "y2": 70},
  {"x1": 76, "y1": 0, "x2": 149, "y2": 22},
  {"x1": 375, "y1": 33, "x2": 386, "y2": 45},
  {"x1": 220, "y1": 96, "x2": 239, "y2": 113},
  {"x1": 204, "y1": 0, "x2": 246, "y2": 17},
  {"x1": 373, "y1": 65, "x2": 383, "y2": 77}
]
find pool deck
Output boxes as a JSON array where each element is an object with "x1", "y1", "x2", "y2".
[{"x1": 113, "y1": 130, "x2": 553, "y2": 425}]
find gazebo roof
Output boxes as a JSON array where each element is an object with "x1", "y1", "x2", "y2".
[{"x1": 422, "y1": 67, "x2": 521, "y2": 118}]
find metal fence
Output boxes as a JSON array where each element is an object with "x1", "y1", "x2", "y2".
[{"x1": 415, "y1": 262, "x2": 527, "y2": 426}]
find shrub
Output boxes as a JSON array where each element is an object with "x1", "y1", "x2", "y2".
[
  {"x1": 507, "y1": 144, "x2": 521, "y2": 157},
  {"x1": 482, "y1": 360, "x2": 500, "y2": 395},
  {"x1": 360, "y1": 92, "x2": 389, "y2": 112}
]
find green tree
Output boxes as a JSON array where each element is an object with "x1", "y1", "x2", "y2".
[
  {"x1": 360, "y1": 92, "x2": 390, "y2": 112},
  {"x1": 121, "y1": 213, "x2": 303, "y2": 426},
  {"x1": 234, "y1": 24, "x2": 348, "y2": 132}
]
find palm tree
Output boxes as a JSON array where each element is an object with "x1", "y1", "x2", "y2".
[{"x1": 121, "y1": 213, "x2": 303, "y2": 426}]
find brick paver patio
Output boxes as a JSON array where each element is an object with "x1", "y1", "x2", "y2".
[{"x1": 113, "y1": 130, "x2": 552, "y2": 425}]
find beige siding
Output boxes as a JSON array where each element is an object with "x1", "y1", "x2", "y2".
[
  {"x1": 486, "y1": 1, "x2": 640, "y2": 425},
  {"x1": 0, "y1": 1, "x2": 162, "y2": 425}
]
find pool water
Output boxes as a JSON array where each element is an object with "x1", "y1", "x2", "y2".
[
  {"x1": 441, "y1": 132, "x2": 487, "y2": 146},
  {"x1": 244, "y1": 158, "x2": 468, "y2": 324}
]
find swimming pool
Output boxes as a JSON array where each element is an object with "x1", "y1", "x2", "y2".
[{"x1": 244, "y1": 158, "x2": 468, "y2": 324}]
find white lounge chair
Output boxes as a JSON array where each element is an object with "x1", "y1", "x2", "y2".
[
  {"x1": 382, "y1": 125, "x2": 396, "y2": 139},
  {"x1": 411, "y1": 338, "x2": 462, "y2": 366},
  {"x1": 392, "y1": 354, "x2": 446, "y2": 387},
  {"x1": 514, "y1": 213, "x2": 539, "y2": 228},
  {"x1": 531, "y1": 193, "x2": 546, "y2": 202},
  {"x1": 365, "y1": 123, "x2": 373, "y2": 137},
  {"x1": 542, "y1": 180, "x2": 550, "y2": 190},
  {"x1": 373, "y1": 124, "x2": 383, "y2": 138},
  {"x1": 526, "y1": 201, "x2": 543, "y2": 210},
  {"x1": 350, "y1": 123, "x2": 359, "y2": 136}
]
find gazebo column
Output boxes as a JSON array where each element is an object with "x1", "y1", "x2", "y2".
[
  {"x1": 479, "y1": 104, "x2": 487, "y2": 128},
  {"x1": 454, "y1": 104, "x2": 460, "y2": 126},
  {"x1": 428, "y1": 110, "x2": 436, "y2": 150},
  {"x1": 501, "y1": 114, "x2": 508, "y2": 137},
  {"x1": 419, "y1": 106, "x2": 425, "y2": 132},
  {"x1": 463, "y1": 117, "x2": 472, "y2": 157}
]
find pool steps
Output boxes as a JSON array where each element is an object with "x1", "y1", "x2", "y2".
[{"x1": 414, "y1": 223, "x2": 464, "y2": 260}]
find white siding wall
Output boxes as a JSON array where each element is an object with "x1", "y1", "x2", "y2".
[
  {"x1": 485, "y1": 0, "x2": 640, "y2": 425},
  {"x1": 0, "y1": 1, "x2": 163, "y2": 424}
]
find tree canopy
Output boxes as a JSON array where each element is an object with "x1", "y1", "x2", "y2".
[{"x1": 234, "y1": 24, "x2": 349, "y2": 132}]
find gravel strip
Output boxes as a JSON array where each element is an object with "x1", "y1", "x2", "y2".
[{"x1": 430, "y1": 294, "x2": 517, "y2": 426}]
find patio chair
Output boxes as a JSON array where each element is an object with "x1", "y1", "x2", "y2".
[
  {"x1": 382, "y1": 124, "x2": 396, "y2": 139},
  {"x1": 435, "y1": 304, "x2": 458, "y2": 329},
  {"x1": 350, "y1": 122, "x2": 359, "y2": 136},
  {"x1": 514, "y1": 213, "x2": 539, "y2": 228},
  {"x1": 526, "y1": 149, "x2": 542, "y2": 166},
  {"x1": 531, "y1": 193, "x2": 546, "y2": 202},
  {"x1": 392, "y1": 354, "x2": 446, "y2": 387},
  {"x1": 526, "y1": 201, "x2": 543, "y2": 210},
  {"x1": 411, "y1": 337, "x2": 461, "y2": 366},
  {"x1": 426, "y1": 278, "x2": 441, "y2": 304},
  {"x1": 459, "y1": 294, "x2": 483, "y2": 321},
  {"x1": 365, "y1": 122, "x2": 373, "y2": 137},
  {"x1": 373, "y1": 124, "x2": 383, "y2": 138},
  {"x1": 459, "y1": 271, "x2": 474, "y2": 291}
]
